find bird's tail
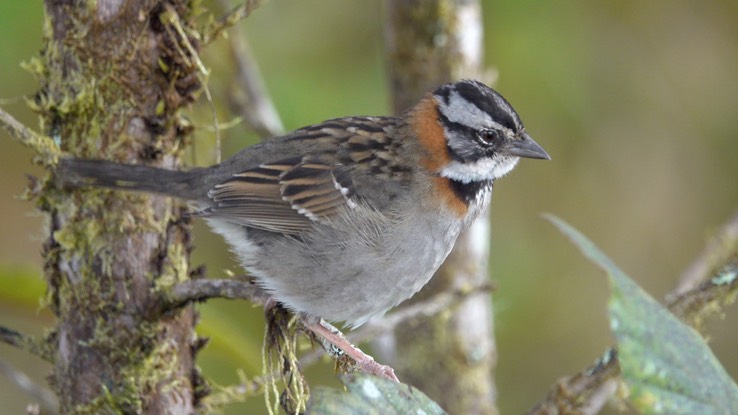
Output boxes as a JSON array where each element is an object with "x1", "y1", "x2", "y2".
[{"x1": 56, "y1": 158, "x2": 207, "y2": 201}]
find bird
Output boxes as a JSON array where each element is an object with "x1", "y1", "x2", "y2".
[{"x1": 57, "y1": 79, "x2": 549, "y2": 381}]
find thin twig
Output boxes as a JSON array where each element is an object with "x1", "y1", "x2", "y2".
[
  {"x1": 0, "y1": 106, "x2": 61, "y2": 165},
  {"x1": 664, "y1": 212, "x2": 738, "y2": 326},
  {"x1": 203, "y1": 370, "x2": 271, "y2": 409},
  {"x1": 226, "y1": 29, "x2": 284, "y2": 138},
  {"x1": 1, "y1": 326, "x2": 27, "y2": 349},
  {"x1": 352, "y1": 285, "x2": 492, "y2": 344},
  {"x1": 218, "y1": 0, "x2": 283, "y2": 138},
  {"x1": 674, "y1": 210, "x2": 738, "y2": 297},
  {"x1": 161, "y1": 4, "x2": 223, "y2": 163},
  {"x1": 203, "y1": 0, "x2": 271, "y2": 45},
  {"x1": 0, "y1": 327, "x2": 52, "y2": 363},
  {"x1": 167, "y1": 277, "x2": 269, "y2": 308},
  {"x1": 668, "y1": 261, "x2": 738, "y2": 330},
  {"x1": 0, "y1": 359, "x2": 58, "y2": 414},
  {"x1": 201, "y1": 80, "x2": 223, "y2": 163},
  {"x1": 527, "y1": 349, "x2": 620, "y2": 415}
]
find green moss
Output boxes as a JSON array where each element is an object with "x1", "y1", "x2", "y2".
[
  {"x1": 71, "y1": 312, "x2": 190, "y2": 413},
  {"x1": 33, "y1": 2, "x2": 208, "y2": 412},
  {"x1": 155, "y1": 241, "x2": 186, "y2": 290}
]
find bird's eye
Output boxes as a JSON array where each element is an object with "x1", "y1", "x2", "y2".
[{"x1": 477, "y1": 129, "x2": 501, "y2": 145}]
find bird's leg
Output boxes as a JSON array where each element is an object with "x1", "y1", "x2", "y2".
[{"x1": 302, "y1": 317, "x2": 399, "y2": 383}]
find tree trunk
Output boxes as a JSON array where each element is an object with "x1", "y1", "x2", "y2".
[
  {"x1": 380, "y1": 1, "x2": 498, "y2": 414},
  {"x1": 39, "y1": 1, "x2": 201, "y2": 413}
]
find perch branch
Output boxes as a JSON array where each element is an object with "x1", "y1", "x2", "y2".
[
  {"x1": 166, "y1": 277, "x2": 270, "y2": 309},
  {"x1": 0, "y1": 106, "x2": 60, "y2": 165},
  {"x1": 205, "y1": 283, "x2": 493, "y2": 405},
  {"x1": 298, "y1": 283, "x2": 493, "y2": 367}
]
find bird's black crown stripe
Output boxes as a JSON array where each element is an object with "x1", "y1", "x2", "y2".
[
  {"x1": 453, "y1": 81, "x2": 519, "y2": 131},
  {"x1": 433, "y1": 81, "x2": 522, "y2": 132}
]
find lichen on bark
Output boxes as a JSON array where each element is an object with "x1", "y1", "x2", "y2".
[{"x1": 32, "y1": 1, "x2": 204, "y2": 413}]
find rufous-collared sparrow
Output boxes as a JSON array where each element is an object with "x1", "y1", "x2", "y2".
[{"x1": 57, "y1": 79, "x2": 549, "y2": 380}]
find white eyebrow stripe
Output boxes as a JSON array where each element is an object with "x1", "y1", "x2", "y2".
[
  {"x1": 437, "y1": 90, "x2": 494, "y2": 129},
  {"x1": 481, "y1": 119, "x2": 506, "y2": 132}
]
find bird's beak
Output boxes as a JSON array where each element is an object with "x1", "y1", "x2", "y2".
[{"x1": 507, "y1": 132, "x2": 551, "y2": 160}]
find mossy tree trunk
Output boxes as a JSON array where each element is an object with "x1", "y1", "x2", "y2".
[
  {"x1": 380, "y1": 1, "x2": 498, "y2": 414},
  {"x1": 37, "y1": 1, "x2": 202, "y2": 413}
]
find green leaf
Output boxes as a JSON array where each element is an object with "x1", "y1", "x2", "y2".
[
  {"x1": 546, "y1": 214, "x2": 738, "y2": 414},
  {"x1": 307, "y1": 373, "x2": 447, "y2": 415}
]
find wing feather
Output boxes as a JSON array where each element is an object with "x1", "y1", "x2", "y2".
[
  {"x1": 200, "y1": 117, "x2": 406, "y2": 234},
  {"x1": 204, "y1": 156, "x2": 356, "y2": 233}
]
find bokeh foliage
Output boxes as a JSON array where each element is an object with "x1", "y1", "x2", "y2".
[{"x1": 1, "y1": 1, "x2": 737, "y2": 413}]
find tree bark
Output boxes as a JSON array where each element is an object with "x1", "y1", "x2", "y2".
[
  {"x1": 380, "y1": 1, "x2": 498, "y2": 414},
  {"x1": 38, "y1": 1, "x2": 202, "y2": 413}
]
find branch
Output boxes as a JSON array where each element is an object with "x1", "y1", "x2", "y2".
[
  {"x1": 528, "y1": 211, "x2": 738, "y2": 413},
  {"x1": 0, "y1": 359, "x2": 58, "y2": 414},
  {"x1": 351, "y1": 283, "x2": 493, "y2": 345},
  {"x1": 203, "y1": 0, "x2": 271, "y2": 45},
  {"x1": 172, "y1": 279, "x2": 490, "y2": 367},
  {"x1": 668, "y1": 260, "x2": 738, "y2": 330},
  {"x1": 214, "y1": 0, "x2": 283, "y2": 138},
  {"x1": 224, "y1": 21, "x2": 284, "y2": 138},
  {"x1": 298, "y1": 284, "x2": 493, "y2": 367},
  {"x1": 527, "y1": 349, "x2": 620, "y2": 415},
  {"x1": 380, "y1": 3, "x2": 497, "y2": 412},
  {"x1": 203, "y1": 370, "x2": 269, "y2": 409},
  {"x1": 0, "y1": 106, "x2": 60, "y2": 165},
  {"x1": 166, "y1": 277, "x2": 270, "y2": 309},
  {"x1": 0, "y1": 326, "x2": 52, "y2": 363},
  {"x1": 205, "y1": 284, "x2": 492, "y2": 407},
  {"x1": 673, "y1": 210, "x2": 738, "y2": 297}
]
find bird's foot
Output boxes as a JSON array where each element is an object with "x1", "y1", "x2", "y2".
[{"x1": 303, "y1": 317, "x2": 399, "y2": 383}]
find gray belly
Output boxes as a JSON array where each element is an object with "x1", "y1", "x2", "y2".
[{"x1": 206, "y1": 208, "x2": 464, "y2": 327}]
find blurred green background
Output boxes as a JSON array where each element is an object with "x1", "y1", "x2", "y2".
[{"x1": 1, "y1": 1, "x2": 737, "y2": 413}]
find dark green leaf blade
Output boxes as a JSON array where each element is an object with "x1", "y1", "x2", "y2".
[
  {"x1": 307, "y1": 373, "x2": 447, "y2": 415},
  {"x1": 546, "y1": 214, "x2": 738, "y2": 414}
]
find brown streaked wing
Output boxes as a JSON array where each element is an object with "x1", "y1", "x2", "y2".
[{"x1": 205, "y1": 155, "x2": 356, "y2": 234}]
